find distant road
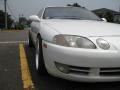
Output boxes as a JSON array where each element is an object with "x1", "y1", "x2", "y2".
[{"x1": 0, "y1": 30, "x2": 28, "y2": 43}]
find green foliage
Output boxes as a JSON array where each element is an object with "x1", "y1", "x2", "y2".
[
  {"x1": 67, "y1": 3, "x2": 86, "y2": 9},
  {"x1": 14, "y1": 23, "x2": 24, "y2": 30},
  {"x1": 93, "y1": 8, "x2": 116, "y2": 23},
  {"x1": 0, "y1": 10, "x2": 14, "y2": 29},
  {"x1": 104, "y1": 11, "x2": 114, "y2": 22},
  {"x1": 67, "y1": 3, "x2": 82, "y2": 7},
  {"x1": 17, "y1": 17, "x2": 29, "y2": 30}
]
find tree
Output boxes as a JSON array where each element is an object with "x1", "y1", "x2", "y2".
[
  {"x1": 67, "y1": 3, "x2": 82, "y2": 7},
  {"x1": 18, "y1": 16, "x2": 29, "y2": 30},
  {"x1": 93, "y1": 8, "x2": 115, "y2": 23},
  {"x1": 104, "y1": 11, "x2": 114, "y2": 22},
  {"x1": 0, "y1": 10, "x2": 14, "y2": 29}
]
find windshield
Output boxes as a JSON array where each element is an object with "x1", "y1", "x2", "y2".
[{"x1": 43, "y1": 7, "x2": 102, "y2": 21}]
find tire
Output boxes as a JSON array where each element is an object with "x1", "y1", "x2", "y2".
[
  {"x1": 28, "y1": 32, "x2": 34, "y2": 47},
  {"x1": 35, "y1": 35, "x2": 47, "y2": 74}
]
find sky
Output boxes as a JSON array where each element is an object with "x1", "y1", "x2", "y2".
[{"x1": 0, "y1": 0, "x2": 120, "y2": 20}]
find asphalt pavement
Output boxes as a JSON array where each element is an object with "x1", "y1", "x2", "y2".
[
  {"x1": 0, "y1": 30, "x2": 120, "y2": 90},
  {"x1": 0, "y1": 30, "x2": 27, "y2": 90},
  {"x1": 0, "y1": 44, "x2": 23, "y2": 90}
]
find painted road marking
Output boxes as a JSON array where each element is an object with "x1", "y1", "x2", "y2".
[
  {"x1": 19, "y1": 44, "x2": 35, "y2": 90},
  {"x1": 0, "y1": 41, "x2": 28, "y2": 44}
]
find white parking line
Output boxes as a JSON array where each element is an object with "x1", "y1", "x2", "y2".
[{"x1": 0, "y1": 41, "x2": 28, "y2": 44}]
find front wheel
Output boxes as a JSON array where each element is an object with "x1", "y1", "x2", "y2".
[{"x1": 35, "y1": 36, "x2": 47, "y2": 74}]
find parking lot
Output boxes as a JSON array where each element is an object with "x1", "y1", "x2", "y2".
[{"x1": 0, "y1": 30, "x2": 120, "y2": 90}]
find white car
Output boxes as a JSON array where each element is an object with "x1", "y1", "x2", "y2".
[{"x1": 29, "y1": 6, "x2": 120, "y2": 82}]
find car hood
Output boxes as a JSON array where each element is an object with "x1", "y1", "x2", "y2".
[{"x1": 42, "y1": 19, "x2": 120, "y2": 37}]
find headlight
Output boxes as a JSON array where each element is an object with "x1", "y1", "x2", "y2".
[
  {"x1": 53, "y1": 35, "x2": 96, "y2": 49},
  {"x1": 96, "y1": 38, "x2": 110, "y2": 50}
]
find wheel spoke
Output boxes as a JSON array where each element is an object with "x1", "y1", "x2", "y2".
[{"x1": 35, "y1": 39, "x2": 39, "y2": 70}]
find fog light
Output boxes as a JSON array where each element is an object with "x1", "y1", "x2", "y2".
[
  {"x1": 96, "y1": 38, "x2": 110, "y2": 50},
  {"x1": 55, "y1": 62, "x2": 70, "y2": 74}
]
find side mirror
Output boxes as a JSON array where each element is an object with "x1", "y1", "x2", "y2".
[
  {"x1": 101, "y1": 18, "x2": 107, "y2": 22},
  {"x1": 29, "y1": 15, "x2": 40, "y2": 22}
]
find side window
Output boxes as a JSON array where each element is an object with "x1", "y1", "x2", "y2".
[{"x1": 38, "y1": 9, "x2": 44, "y2": 18}]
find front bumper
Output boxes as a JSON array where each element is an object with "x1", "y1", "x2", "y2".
[{"x1": 42, "y1": 40, "x2": 120, "y2": 82}]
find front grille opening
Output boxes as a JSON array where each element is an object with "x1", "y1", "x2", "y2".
[
  {"x1": 100, "y1": 72, "x2": 120, "y2": 76},
  {"x1": 101, "y1": 67, "x2": 120, "y2": 71},
  {"x1": 70, "y1": 70, "x2": 89, "y2": 75},
  {"x1": 100, "y1": 67, "x2": 120, "y2": 76},
  {"x1": 69, "y1": 66, "x2": 90, "y2": 75}
]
